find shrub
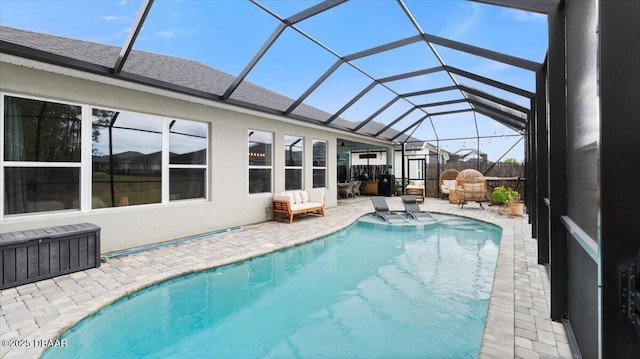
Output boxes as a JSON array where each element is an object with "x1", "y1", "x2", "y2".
[{"x1": 491, "y1": 186, "x2": 520, "y2": 204}]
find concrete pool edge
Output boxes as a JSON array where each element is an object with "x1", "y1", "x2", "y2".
[
  {"x1": 0, "y1": 197, "x2": 570, "y2": 358},
  {"x1": 479, "y1": 215, "x2": 516, "y2": 357}
]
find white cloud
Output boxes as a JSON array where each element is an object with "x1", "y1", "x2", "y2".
[
  {"x1": 155, "y1": 30, "x2": 177, "y2": 39},
  {"x1": 100, "y1": 15, "x2": 119, "y2": 21},
  {"x1": 480, "y1": 60, "x2": 511, "y2": 73},
  {"x1": 501, "y1": 9, "x2": 546, "y2": 22},
  {"x1": 439, "y1": 3, "x2": 482, "y2": 40},
  {"x1": 99, "y1": 14, "x2": 131, "y2": 23},
  {"x1": 137, "y1": 27, "x2": 217, "y2": 41}
]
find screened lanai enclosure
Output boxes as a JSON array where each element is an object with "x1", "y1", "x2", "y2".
[
  {"x1": 2, "y1": 0, "x2": 640, "y2": 357},
  {"x1": 1, "y1": 0, "x2": 537, "y2": 162}
]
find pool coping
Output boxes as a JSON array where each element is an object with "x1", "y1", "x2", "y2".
[{"x1": 0, "y1": 197, "x2": 571, "y2": 358}]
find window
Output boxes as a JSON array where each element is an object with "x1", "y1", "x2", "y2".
[
  {"x1": 284, "y1": 135, "x2": 303, "y2": 190},
  {"x1": 312, "y1": 140, "x2": 327, "y2": 188},
  {"x1": 2, "y1": 95, "x2": 209, "y2": 216},
  {"x1": 92, "y1": 110, "x2": 209, "y2": 207},
  {"x1": 248, "y1": 130, "x2": 272, "y2": 194},
  {"x1": 359, "y1": 153, "x2": 377, "y2": 159},
  {"x1": 92, "y1": 109, "x2": 162, "y2": 208},
  {"x1": 3, "y1": 96, "x2": 81, "y2": 215},
  {"x1": 169, "y1": 119, "x2": 207, "y2": 200}
]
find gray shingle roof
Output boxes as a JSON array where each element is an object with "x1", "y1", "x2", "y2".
[
  {"x1": 0, "y1": 26, "x2": 118, "y2": 67},
  {"x1": 0, "y1": 25, "x2": 422, "y2": 144}
]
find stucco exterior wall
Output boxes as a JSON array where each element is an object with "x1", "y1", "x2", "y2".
[{"x1": 0, "y1": 60, "x2": 389, "y2": 253}]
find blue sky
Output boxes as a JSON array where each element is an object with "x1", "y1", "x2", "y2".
[{"x1": 0, "y1": 0, "x2": 548, "y2": 161}]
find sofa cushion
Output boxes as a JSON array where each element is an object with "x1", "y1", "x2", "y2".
[
  {"x1": 300, "y1": 190, "x2": 309, "y2": 203},
  {"x1": 443, "y1": 180, "x2": 456, "y2": 189},
  {"x1": 292, "y1": 191, "x2": 302, "y2": 204},
  {"x1": 274, "y1": 192, "x2": 294, "y2": 206},
  {"x1": 308, "y1": 189, "x2": 324, "y2": 204},
  {"x1": 291, "y1": 202, "x2": 322, "y2": 211},
  {"x1": 463, "y1": 183, "x2": 483, "y2": 192}
]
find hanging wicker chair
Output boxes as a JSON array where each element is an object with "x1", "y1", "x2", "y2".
[
  {"x1": 455, "y1": 169, "x2": 487, "y2": 209},
  {"x1": 439, "y1": 169, "x2": 460, "y2": 200}
]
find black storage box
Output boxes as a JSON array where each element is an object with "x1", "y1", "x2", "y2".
[{"x1": 0, "y1": 223, "x2": 101, "y2": 290}]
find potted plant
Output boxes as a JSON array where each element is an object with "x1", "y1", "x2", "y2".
[
  {"x1": 505, "y1": 188, "x2": 524, "y2": 216},
  {"x1": 491, "y1": 186, "x2": 524, "y2": 216},
  {"x1": 395, "y1": 179, "x2": 403, "y2": 196}
]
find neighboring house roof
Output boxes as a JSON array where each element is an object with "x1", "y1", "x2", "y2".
[
  {"x1": 451, "y1": 148, "x2": 487, "y2": 162},
  {"x1": 93, "y1": 150, "x2": 205, "y2": 165},
  {"x1": 453, "y1": 148, "x2": 487, "y2": 156},
  {"x1": 392, "y1": 141, "x2": 452, "y2": 159},
  {"x1": 0, "y1": 26, "x2": 420, "y2": 144}
]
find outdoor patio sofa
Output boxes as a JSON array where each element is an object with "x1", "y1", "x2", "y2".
[{"x1": 272, "y1": 189, "x2": 325, "y2": 223}]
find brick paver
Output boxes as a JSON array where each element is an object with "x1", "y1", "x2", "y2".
[{"x1": 0, "y1": 197, "x2": 572, "y2": 358}]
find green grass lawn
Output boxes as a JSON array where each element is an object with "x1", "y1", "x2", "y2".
[{"x1": 92, "y1": 171, "x2": 161, "y2": 206}]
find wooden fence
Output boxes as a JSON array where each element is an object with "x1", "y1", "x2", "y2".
[
  {"x1": 420, "y1": 162, "x2": 525, "y2": 198},
  {"x1": 350, "y1": 162, "x2": 525, "y2": 199}
]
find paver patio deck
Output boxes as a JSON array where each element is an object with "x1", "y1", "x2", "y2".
[{"x1": 0, "y1": 196, "x2": 573, "y2": 358}]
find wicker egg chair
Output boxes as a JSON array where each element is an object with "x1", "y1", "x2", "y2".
[
  {"x1": 439, "y1": 169, "x2": 460, "y2": 200},
  {"x1": 455, "y1": 169, "x2": 488, "y2": 209}
]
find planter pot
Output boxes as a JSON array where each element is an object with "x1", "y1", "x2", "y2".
[
  {"x1": 508, "y1": 203, "x2": 524, "y2": 216},
  {"x1": 449, "y1": 189, "x2": 458, "y2": 204}
]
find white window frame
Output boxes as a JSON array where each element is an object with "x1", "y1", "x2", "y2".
[
  {"x1": 248, "y1": 130, "x2": 273, "y2": 195},
  {"x1": 0, "y1": 92, "x2": 210, "y2": 219},
  {"x1": 284, "y1": 135, "x2": 304, "y2": 191},
  {"x1": 312, "y1": 139, "x2": 327, "y2": 189},
  {"x1": 166, "y1": 117, "x2": 209, "y2": 203},
  {"x1": 91, "y1": 105, "x2": 164, "y2": 209},
  {"x1": 0, "y1": 93, "x2": 85, "y2": 218}
]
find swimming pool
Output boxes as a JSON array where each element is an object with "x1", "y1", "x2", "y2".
[{"x1": 43, "y1": 214, "x2": 501, "y2": 358}]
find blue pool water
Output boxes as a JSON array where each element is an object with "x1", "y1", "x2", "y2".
[{"x1": 43, "y1": 215, "x2": 501, "y2": 359}]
